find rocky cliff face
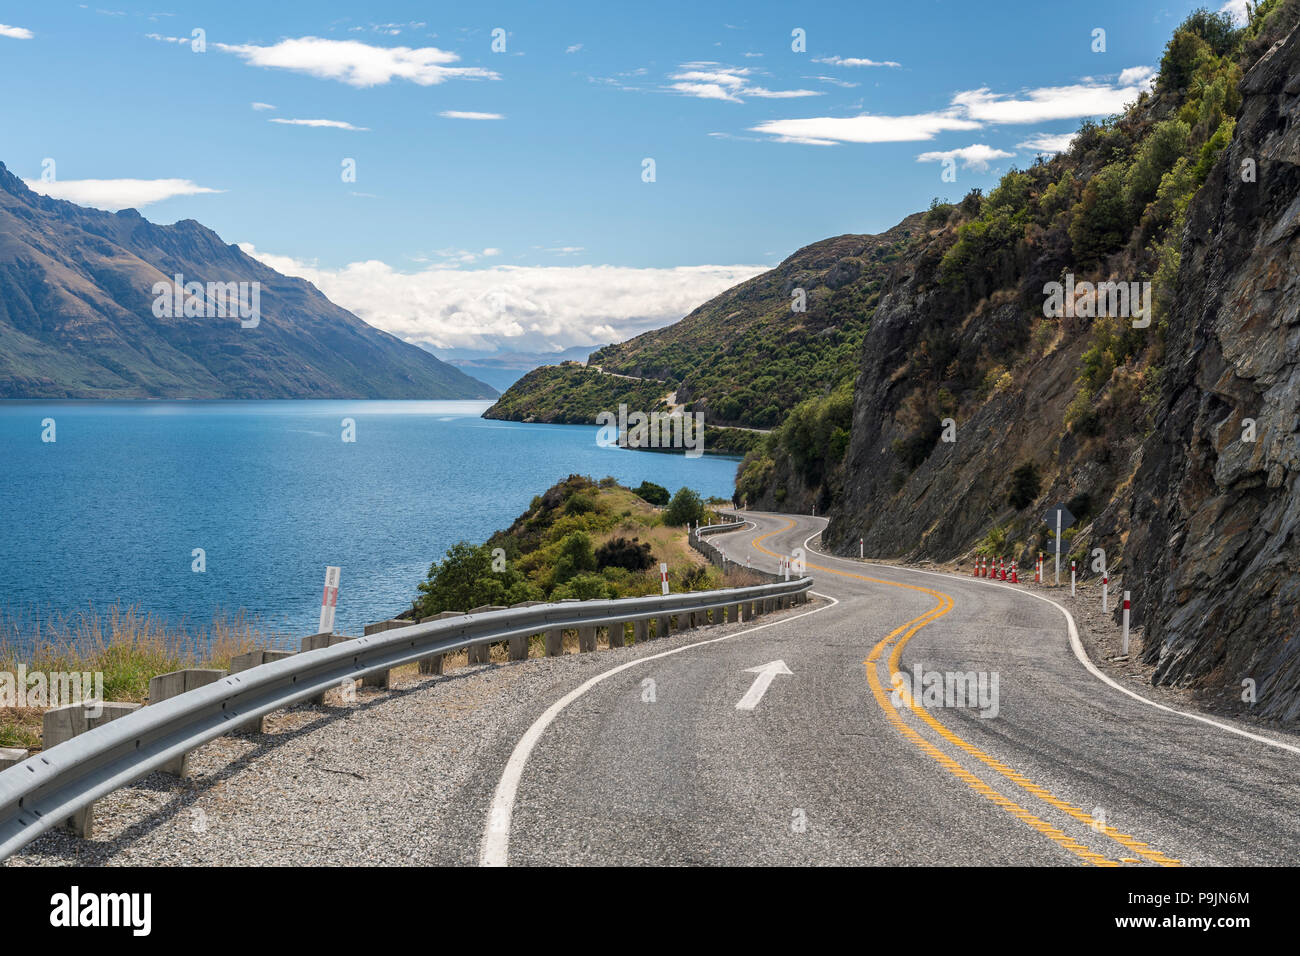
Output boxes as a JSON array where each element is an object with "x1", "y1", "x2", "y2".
[
  {"x1": 0, "y1": 163, "x2": 495, "y2": 399},
  {"x1": 1126, "y1": 27, "x2": 1300, "y2": 720}
]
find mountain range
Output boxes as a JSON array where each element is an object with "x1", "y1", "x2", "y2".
[{"x1": 0, "y1": 163, "x2": 495, "y2": 400}]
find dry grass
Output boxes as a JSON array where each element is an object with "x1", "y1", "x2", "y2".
[{"x1": 0, "y1": 604, "x2": 283, "y2": 750}]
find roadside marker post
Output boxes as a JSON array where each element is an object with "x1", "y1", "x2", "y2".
[
  {"x1": 1102, "y1": 570, "x2": 1109, "y2": 613},
  {"x1": 659, "y1": 563, "x2": 669, "y2": 595},
  {"x1": 1071, "y1": 560, "x2": 1076, "y2": 596},
  {"x1": 859, "y1": 538, "x2": 864, "y2": 559},
  {"x1": 1042, "y1": 504, "x2": 1075, "y2": 588},
  {"x1": 318, "y1": 566, "x2": 341, "y2": 635},
  {"x1": 1122, "y1": 591, "x2": 1131, "y2": 655}
]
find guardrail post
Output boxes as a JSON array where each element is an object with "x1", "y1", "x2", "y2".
[
  {"x1": 655, "y1": 613, "x2": 670, "y2": 639},
  {"x1": 0, "y1": 748, "x2": 27, "y2": 770},
  {"x1": 42, "y1": 701, "x2": 142, "y2": 837},
  {"x1": 727, "y1": 604, "x2": 740, "y2": 623},
  {"x1": 300, "y1": 633, "x2": 356, "y2": 703},
  {"x1": 633, "y1": 619, "x2": 649, "y2": 644},
  {"x1": 607, "y1": 621, "x2": 626, "y2": 648},
  {"x1": 468, "y1": 606, "x2": 507, "y2": 663},
  {"x1": 229, "y1": 649, "x2": 295, "y2": 731},
  {"x1": 147, "y1": 668, "x2": 228, "y2": 777},
  {"x1": 361, "y1": 619, "x2": 410, "y2": 688},
  {"x1": 509, "y1": 602, "x2": 544, "y2": 660},
  {"x1": 741, "y1": 600, "x2": 754, "y2": 621},
  {"x1": 417, "y1": 612, "x2": 466, "y2": 674},
  {"x1": 578, "y1": 625, "x2": 597, "y2": 653}
]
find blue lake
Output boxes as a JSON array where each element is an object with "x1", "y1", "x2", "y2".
[{"x1": 0, "y1": 401, "x2": 740, "y2": 639}]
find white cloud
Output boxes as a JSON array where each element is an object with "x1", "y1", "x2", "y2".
[
  {"x1": 667, "y1": 64, "x2": 820, "y2": 102},
  {"x1": 916, "y1": 144, "x2": 1015, "y2": 172},
  {"x1": 0, "y1": 24, "x2": 34, "y2": 39},
  {"x1": 952, "y1": 77, "x2": 1147, "y2": 125},
  {"x1": 813, "y1": 55, "x2": 901, "y2": 68},
  {"x1": 251, "y1": 101, "x2": 277, "y2": 111},
  {"x1": 1117, "y1": 65, "x2": 1156, "y2": 88},
  {"x1": 754, "y1": 70, "x2": 1151, "y2": 146},
  {"x1": 269, "y1": 118, "x2": 369, "y2": 130},
  {"x1": 439, "y1": 110, "x2": 505, "y2": 120},
  {"x1": 1017, "y1": 132, "x2": 1077, "y2": 155},
  {"x1": 24, "y1": 177, "x2": 222, "y2": 211},
  {"x1": 751, "y1": 110, "x2": 980, "y2": 145},
  {"x1": 565, "y1": 43, "x2": 583, "y2": 54},
  {"x1": 213, "y1": 37, "x2": 499, "y2": 88},
  {"x1": 238, "y1": 243, "x2": 767, "y2": 352},
  {"x1": 1220, "y1": 0, "x2": 1251, "y2": 25}
]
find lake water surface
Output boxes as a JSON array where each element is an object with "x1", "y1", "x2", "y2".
[{"x1": 0, "y1": 401, "x2": 740, "y2": 638}]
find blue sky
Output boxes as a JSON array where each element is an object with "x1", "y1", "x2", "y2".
[{"x1": 1, "y1": 0, "x2": 1238, "y2": 357}]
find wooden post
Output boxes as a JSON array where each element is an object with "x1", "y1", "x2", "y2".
[
  {"x1": 42, "y1": 702, "x2": 141, "y2": 837},
  {"x1": 508, "y1": 601, "x2": 544, "y2": 660},
  {"x1": 228, "y1": 649, "x2": 295, "y2": 731},
  {"x1": 147, "y1": 668, "x2": 228, "y2": 777},
  {"x1": 467, "y1": 605, "x2": 507, "y2": 664}
]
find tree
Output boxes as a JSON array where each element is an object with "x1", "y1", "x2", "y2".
[
  {"x1": 595, "y1": 536, "x2": 654, "y2": 572},
  {"x1": 416, "y1": 541, "x2": 538, "y2": 617},
  {"x1": 663, "y1": 487, "x2": 704, "y2": 527},
  {"x1": 633, "y1": 480, "x2": 670, "y2": 506}
]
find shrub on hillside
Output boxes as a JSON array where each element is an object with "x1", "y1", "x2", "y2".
[
  {"x1": 1008, "y1": 462, "x2": 1042, "y2": 510},
  {"x1": 663, "y1": 487, "x2": 704, "y2": 527},
  {"x1": 595, "y1": 536, "x2": 654, "y2": 572},
  {"x1": 633, "y1": 480, "x2": 670, "y2": 506}
]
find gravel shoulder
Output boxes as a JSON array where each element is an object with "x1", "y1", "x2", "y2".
[{"x1": 7, "y1": 600, "x2": 819, "y2": 867}]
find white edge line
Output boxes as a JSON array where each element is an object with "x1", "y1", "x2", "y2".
[
  {"x1": 796, "y1": 519, "x2": 1300, "y2": 758},
  {"x1": 478, "y1": 552, "x2": 839, "y2": 867}
]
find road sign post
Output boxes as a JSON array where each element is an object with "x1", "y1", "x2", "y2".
[
  {"x1": 659, "y1": 562, "x2": 669, "y2": 595},
  {"x1": 318, "y1": 566, "x2": 341, "y2": 634}
]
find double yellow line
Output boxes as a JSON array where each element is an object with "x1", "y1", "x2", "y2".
[{"x1": 751, "y1": 519, "x2": 1180, "y2": 867}]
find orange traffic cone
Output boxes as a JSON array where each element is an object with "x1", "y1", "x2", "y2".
[
  {"x1": 1010, "y1": 562, "x2": 1019, "y2": 583},
  {"x1": 1000, "y1": 559, "x2": 1007, "y2": 581}
]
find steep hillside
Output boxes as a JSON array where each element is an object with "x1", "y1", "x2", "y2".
[
  {"x1": 0, "y1": 163, "x2": 495, "y2": 400},
  {"x1": 483, "y1": 216, "x2": 923, "y2": 430},
  {"x1": 738, "y1": 3, "x2": 1300, "y2": 716},
  {"x1": 482, "y1": 361, "x2": 670, "y2": 424},
  {"x1": 1126, "y1": 22, "x2": 1300, "y2": 721}
]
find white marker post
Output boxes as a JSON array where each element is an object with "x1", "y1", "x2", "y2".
[
  {"x1": 659, "y1": 562, "x2": 670, "y2": 595},
  {"x1": 1102, "y1": 570, "x2": 1109, "y2": 613},
  {"x1": 1055, "y1": 510, "x2": 1061, "y2": 586},
  {"x1": 783, "y1": 557, "x2": 790, "y2": 581},
  {"x1": 859, "y1": 538, "x2": 864, "y2": 559},
  {"x1": 1071, "y1": 560, "x2": 1076, "y2": 596},
  {"x1": 319, "y1": 566, "x2": 341, "y2": 635},
  {"x1": 1122, "y1": 591, "x2": 1131, "y2": 655}
]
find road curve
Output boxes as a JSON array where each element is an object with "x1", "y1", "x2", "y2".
[{"x1": 483, "y1": 511, "x2": 1300, "y2": 866}]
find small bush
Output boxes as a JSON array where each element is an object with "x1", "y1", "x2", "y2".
[
  {"x1": 633, "y1": 481, "x2": 670, "y2": 506},
  {"x1": 595, "y1": 536, "x2": 654, "y2": 572},
  {"x1": 663, "y1": 487, "x2": 704, "y2": 527},
  {"x1": 1008, "y1": 461, "x2": 1041, "y2": 510}
]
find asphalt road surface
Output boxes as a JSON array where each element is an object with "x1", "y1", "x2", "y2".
[{"x1": 479, "y1": 511, "x2": 1300, "y2": 866}]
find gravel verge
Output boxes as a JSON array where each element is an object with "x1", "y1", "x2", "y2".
[{"x1": 6, "y1": 599, "x2": 819, "y2": 867}]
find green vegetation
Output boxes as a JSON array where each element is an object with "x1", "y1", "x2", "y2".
[
  {"x1": 483, "y1": 362, "x2": 669, "y2": 424},
  {"x1": 0, "y1": 606, "x2": 277, "y2": 749},
  {"x1": 736, "y1": 379, "x2": 854, "y2": 505},
  {"x1": 412, "y1": 475, "x2": 736, "y2": 618},
  {"x1": 663, "y1": 487, "x2": 705, "y2": 527},
  {"x1": 633, "y1": 480, "x2": 669, "y2": 505},
  {"x1": 582, "y1": 219, "x2": 923, "y2": 430}
]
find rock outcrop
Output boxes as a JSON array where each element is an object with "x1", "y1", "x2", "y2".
[{"x1": 1126, "y1": 27, "x2": 1300, "y2": 720}]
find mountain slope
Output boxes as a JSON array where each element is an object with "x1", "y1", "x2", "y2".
[
  {"x1": 482, "y1": 216, "x2": 922, "y2": 430},
  {"x1": 0, "y1": 163, "x2": 496, "y2": 399},
  {"x1": 735, "y1": 3, "x2": 1300, "y2": 718}
]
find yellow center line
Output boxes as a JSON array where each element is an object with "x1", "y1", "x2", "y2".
[{"x1": 750, "y1": 519, "x2": 1181, "y2": 868}]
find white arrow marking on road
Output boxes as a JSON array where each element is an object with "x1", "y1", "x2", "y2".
[{"x1": 735, "y1": 660, "x2": 793, "y2": 711}]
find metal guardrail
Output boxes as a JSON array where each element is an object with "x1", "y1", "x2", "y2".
[{"x1": 0, "y1": 577, "x2": 811, "y2": 862}]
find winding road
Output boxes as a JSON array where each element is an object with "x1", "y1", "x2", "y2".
[{"x1": 479, "y1": 511, "x2": 1300, "y2": 866}]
